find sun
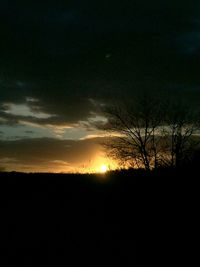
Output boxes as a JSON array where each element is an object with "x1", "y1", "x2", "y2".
[{"x1": 100, "y1": 164, "x2": 108, "y2": 173}]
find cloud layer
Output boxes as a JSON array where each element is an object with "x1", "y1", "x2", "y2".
[{"x1": 0, "y1": 137, "x2": 112, "y2": 172}]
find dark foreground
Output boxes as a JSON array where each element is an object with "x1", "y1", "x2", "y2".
[{"x1": 1, "y1": 168, "x2": 197, "y2": 266}]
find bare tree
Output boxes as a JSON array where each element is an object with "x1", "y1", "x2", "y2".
[
  {"x1": 163, "y1": 101, "x2": 200, "y2": 167},
  {"x1": 103, "y1": 93, "x2": 165, "y2": 170},
  {"x1": 102, "y1": 92, "x2": 199, "y2": 170}
]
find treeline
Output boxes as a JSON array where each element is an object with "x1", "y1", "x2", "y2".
[{"x1": 103, "y1": 91, "x2": 200, "y2": 170}]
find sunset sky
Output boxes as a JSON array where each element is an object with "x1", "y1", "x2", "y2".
[{"x1": 0, "y1": 0, "x2": 200, "y2": 172}]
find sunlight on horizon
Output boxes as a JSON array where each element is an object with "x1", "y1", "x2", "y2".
[
  {"x1": 73, "y1": 155, "x2": 118, "y2": 174},
  {"x1": 100, "y1": 164, "x2": 108, "y2": 173},
  {"x1": 1, "y1": 152, "x2": 119, "y2": 174}
]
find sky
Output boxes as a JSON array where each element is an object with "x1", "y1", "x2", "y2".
[{"x1": 0, "y1": 0, "x2": 200, "y2": 172}]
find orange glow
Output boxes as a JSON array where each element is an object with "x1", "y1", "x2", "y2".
[
  {"x1": 100, "y1": 164, "x2": 108, "y2": 173},
  {"x1": 74, "y1": 154, "x2": 118, "y2": 174}
]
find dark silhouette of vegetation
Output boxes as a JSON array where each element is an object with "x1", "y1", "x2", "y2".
[
  {"x1": 163, "y1": 100, "x2": 200, "y2": 167},
  {"x1": 103, "y1": 92, "x2": 200, "y2": 170},
  {"x1": 1, "y1": 166, "x2": 198, "y2": 265}
]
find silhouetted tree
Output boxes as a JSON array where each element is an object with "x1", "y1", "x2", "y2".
[
  {"x1": 103, "y1": 93, "x2": 165, "y2": 170},
  {"x1": 103, "y1": 93, "x2": 200, "y2": 170},
  {"x1": 163, "y1": 101, "x2": 200, "y2": 167}
]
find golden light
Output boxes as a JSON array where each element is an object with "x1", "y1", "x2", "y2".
[{"x1": 100, "y1": 164, "x2": 108, "y2": 173}]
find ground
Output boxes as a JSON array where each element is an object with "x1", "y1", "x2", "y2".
[{"x1": 2, "y1": 168, "x2": 192, "y2": 265}]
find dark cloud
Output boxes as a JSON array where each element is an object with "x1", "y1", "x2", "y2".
[{"x1": 0, "y1": 1, "x2": 200, "y2": 127}]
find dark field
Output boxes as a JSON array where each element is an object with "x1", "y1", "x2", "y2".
[{"x1": 1, "y1": 168, "x2": 196, "y2": 266}]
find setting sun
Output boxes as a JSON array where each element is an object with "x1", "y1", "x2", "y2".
[{"x1": 100, "y1": 165, "x2": 108, "y2": 173}]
